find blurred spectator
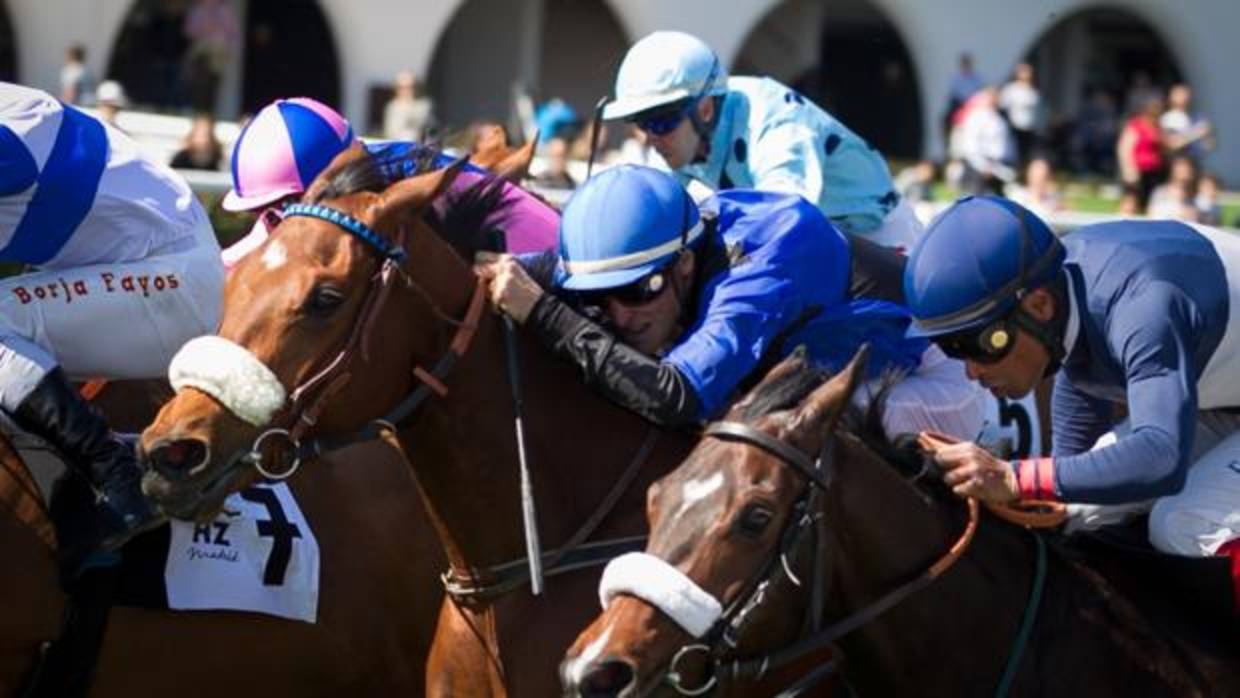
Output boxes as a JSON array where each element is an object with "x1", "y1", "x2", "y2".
[
  {"x1": 1006, "y1": 157, "x2": 1063, "y2": 217},
  {"x1": 1123, "y1": 71, "x2": 1161, "y2": 118},
  {"x1": 953, "y1": 88, "x2": 1014, "y2": 196},
  {"x1": 535, "y1": 99, "x2": 583, "y2": 146},
  {"x1": 1118, "y1": 190, "x2": 1142, "y2": 216},
  {"x1": 183, "y1": 0, "x2": 239, "y2": 114},
  {"x1": 532, "y1": 137, "x2": 576, "y2": 190},
  {"x1": 1195, "y1": 172, "x2": 1222, "y2": 226},
  {"x1": 1160, "y1": 83, "x2": 1215, "y2": 163},
  {"x1": 1116, "y1": 96, "x2": 1166, "y2": 211},
  {"x1": 59, "y1": 43, "x2": 94, "y2": 105},
  {"x1": 894, "y1": 160, "x2": 936, "y2": 205},
  {"x1": 169, "y1": 113, "x2": 223, "y2": 171},
  {"x1": 95, "y1": 80, "x2": 128, "y2": 129},
  {"x1": 998, "y1": 62, "x2": 1041, "y2": 167},
  {"x1": 1069, "y1": 89, "x2": 1120, "y2": 176},
  {"x1": 944, "y1": 53, "x2": 984, "y2": 140},
  {"x1": 383, "y1": 70, "x2": 435, "y2": 141},
  {"x1": 1147, "y1": 155, "x2": 1198, "y2": 221}
]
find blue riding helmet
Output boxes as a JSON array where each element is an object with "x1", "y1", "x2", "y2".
[
  {"x1": 558, "y1": 165, "x2": 703, "y2": 291},
  {"x1": 904, "y1": 196, "x2": 1065, "y2": 338}
]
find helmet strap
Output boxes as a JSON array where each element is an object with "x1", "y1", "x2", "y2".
[{"x1": 1011, "y1": 272, "x2": 1069, "y2": 377}]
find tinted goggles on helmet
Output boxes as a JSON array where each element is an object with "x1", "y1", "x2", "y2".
[
  {"x1": 631, "y1": 100, "x2": 695, "y2": 136},
  {"x1": 576, "y1": 267, "x2": 671, "y2": 308},
  {"x1": 936, "y1": 315, "x2": 1019, "y2": 364}
]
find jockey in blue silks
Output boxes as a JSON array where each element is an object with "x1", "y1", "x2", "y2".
[
  {"x1": 0, "y1": 82, "x2": 225, "y2": 560},
  {"x1": 904, "y1": 196, "x2": 1240, "y2": 608},
  {"x1": 475, "y1": 165, "x2": 985, "y2": 439},
  {"x1": 601, "y1": 31, "x2": 922, "y2": 251}
]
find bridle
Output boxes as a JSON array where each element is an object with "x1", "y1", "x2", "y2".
[
  {"x1": 236, "y1": 201, "x2": 487, "y2": 480},
  {"x1": 654, "y1": 420, "x2": 980, "y2": 697}
]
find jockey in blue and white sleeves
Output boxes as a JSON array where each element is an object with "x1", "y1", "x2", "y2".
[
  {"x1": 0, "y1": 81, "x2": 224, "y2": 560},
  {"x1": 904, "y1": 196, "x2": 1240, "y2": 606},
  {"x1": 602, "y1": 31, "x2": 922, "y2": 251}
]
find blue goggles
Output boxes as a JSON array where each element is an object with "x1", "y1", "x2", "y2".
[{"x1": 631, "y1": 100, "x2": 696, "y2": 137}]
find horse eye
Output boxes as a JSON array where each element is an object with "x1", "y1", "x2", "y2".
[
  {"x1": 305, "y1": 285, "x2": 346, "y2": 316},
  {"x1": 736, "y1": 504, "x2": 774, "y2": 538}
]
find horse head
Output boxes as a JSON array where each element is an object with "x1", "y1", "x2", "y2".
[
  {"x1": 140, "y1": 144, "x2": 469, "y2": 519},
  {"x1": 561, "y1": 347, "x2": 868, "y2": 697}
]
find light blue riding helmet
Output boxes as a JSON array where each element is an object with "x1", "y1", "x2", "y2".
[
  {"x1": 558, "y1": 165, "x2": 704, "y2": 291},
  {"x1": 904, "y1": 196, "x2": 1065, "y2": 338}
]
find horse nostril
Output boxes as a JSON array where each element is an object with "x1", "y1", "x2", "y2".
[
  {"x1": 147, "y1": 438, "x2": 210, "y2": 481},
  {"x1": 579, "y1": 658, "x2": 636, "y2": 698}
]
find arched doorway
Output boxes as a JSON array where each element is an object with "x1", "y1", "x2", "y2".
[
  {"x1": 427, "y1": 0, "x2": 627, "y2": 139},
  {"x1": 242, "y1": 0, "x2": 341, "y2": 115},
  {"x1": 735, "y1": 0, "x2": 923, "y2": 159},
  {"x1": 106, "y1": 0, "x2": 191, "y2": 110},
  {"x1": 1020, "y1": 7, "x2": 1182, "y2": 174},
  {"x1": 0, "y1": 1, "x2": 16, "y2": 82}
]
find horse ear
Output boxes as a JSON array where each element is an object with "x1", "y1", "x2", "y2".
[
  {"x1": 303, "y1": 142, "x2": 368, "y2": 203},
  {"x1": 787, "y1": 344, "x2": 870, "y2": 439},
  {"x1": 492, "y1": 133, "x2": 537, "y2": 184},
  {"x1": 375, "y1": 157, "x2": 468, "y2": 220},
  {"x1": 728, "y1": 349, "x2": 812, "y2": 417}
]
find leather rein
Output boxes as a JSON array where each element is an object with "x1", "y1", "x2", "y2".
[{"x1": 659, "y1": 420, "x2": 980, "y2": 697}]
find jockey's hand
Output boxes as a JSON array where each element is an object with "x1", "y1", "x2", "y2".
[
  {"x1": 473, "y1": 251, "x2": 544, "y2": 324},
  {"x1": 924, "y1": 436, "x2": 1019, "y2": 504}
]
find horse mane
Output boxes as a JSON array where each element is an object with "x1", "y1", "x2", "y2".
[{"x1": 305, "y1": 145, "x2": 521, "y2": 258}]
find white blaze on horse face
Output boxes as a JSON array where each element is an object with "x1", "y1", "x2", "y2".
[
  {"x1": 674, "y1": 471, "x2": 724, "y2": 520},
  {"x1": 261, "y1": 239, "x2": 288, "y2": 271},
  {"x1": 567, "y1": 625, "x2": 613, "y2": 686}
]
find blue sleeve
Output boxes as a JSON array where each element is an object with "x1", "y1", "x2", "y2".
[
  {"x1": 1054, "y1": 284, "x2": 1199, "y2": 503},
  {"x1": 1049, "y1": 373, "x2": 1113, "y2": 458},
  {"x1": 665, "y1": 273, "x2": 801, "y2": 418}
]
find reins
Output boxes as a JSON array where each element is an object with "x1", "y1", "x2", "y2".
[{"x1": 247, "y1": 200, "x2": 659, "y2": 605}]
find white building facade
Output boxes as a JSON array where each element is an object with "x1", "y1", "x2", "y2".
[{"x1": 6, "y1": 0, "x2": 1239, "y2": 180}]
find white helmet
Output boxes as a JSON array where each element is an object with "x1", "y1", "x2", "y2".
[{"x1": 602, "y1": 31, "x2": 728, "y2": 120}]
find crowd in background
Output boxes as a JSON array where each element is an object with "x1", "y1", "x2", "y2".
[
  {"x1": 50, "y1": 28, "x2": 1229, "y2": 225},
  {"x1": 934, "y1": 52, "x2": 1222, "y2": 224}
]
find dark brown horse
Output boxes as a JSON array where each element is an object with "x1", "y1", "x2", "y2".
[
  {"x1": 136, "y1": 146, "x2": 705, "y2": 696},
  {"x1": 1, "y1": 379, "x2": 445, "y2": 696},
  {"x1": 563, "y1": 350, "x2": 1240, "y2": 697}
]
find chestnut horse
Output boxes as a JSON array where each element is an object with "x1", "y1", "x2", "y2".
[
  {"x1": 564, "y1": 350, "x2": 1240, "y2": 697},
  {"x1": 1, "y1": 380, "x2": 445, "y2": 696},
  {"x1": 136, "y1": 147, "x2": 707, "y2": 696}
]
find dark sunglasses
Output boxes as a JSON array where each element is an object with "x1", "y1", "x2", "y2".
[
  {"x1": 577, "y1": 268, "x2": 671, "y2": 309},
  {"x1": 936, "y1": 316, "x2": 1019, "y2": 364},
  {"x1": 631, "y1": 100, "x2": 695, "y2": 136}
]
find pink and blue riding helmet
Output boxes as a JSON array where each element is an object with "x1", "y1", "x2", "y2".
[{"x1": 222, "y1": 97, "x2": 355, "y2": 212}]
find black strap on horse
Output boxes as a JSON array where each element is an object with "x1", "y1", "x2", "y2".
[
  {"x1": 19, "y1": 565, "x2": 119, "y2": 698},
  {"x1": 442, "y1": 426, "x2": 660, "y2": 602}
]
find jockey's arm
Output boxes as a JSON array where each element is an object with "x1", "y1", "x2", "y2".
[
  {"x1": 1019, "y1": 287, "x2": 1199, "y2": 504},
  {"x1": 1048, "y1": 372, "x2": 1113, "y2": 459},
  {"x1": 747, "y1": 121, "x2": 825, "y2": 206},
  {"x1": 525, "y1": 294, "x2": 704, "y2": 427}
]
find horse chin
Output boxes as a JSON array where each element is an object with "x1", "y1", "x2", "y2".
[{"x1": 142, "y1": 456, "x2": 253, "y2": 522}]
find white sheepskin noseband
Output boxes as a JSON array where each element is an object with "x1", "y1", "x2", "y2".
[
  {"x1": 598, "y1": 552, "x2": 723, "y2": 638},
  {"x1": 168, "y1": 336, "x2": 287, "y2": 426}
]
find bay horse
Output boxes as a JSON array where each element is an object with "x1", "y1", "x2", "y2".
[
  {"x1": 1, "y1": 380, "x2": 445, "y2": 696},
  {"x1": 137, "y1": 145, "x2": 707, "y2": 697},
  {"x1": 563, "y1": 349, "x2": 1240, "y2": 697}
]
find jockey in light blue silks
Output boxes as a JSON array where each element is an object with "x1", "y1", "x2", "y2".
[
  {"x1": 904, "y1": 196, "x2": 1240, "y2": 610},
  {"x1": 0, "y1": 82, "x2": 225, "y2": 562},
  {"x1": 475, "y1": 165, "x2": 985, "y2": 440},
  {"x1": 601, "y1": 31, "x2": 923, "y2": 252}
]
